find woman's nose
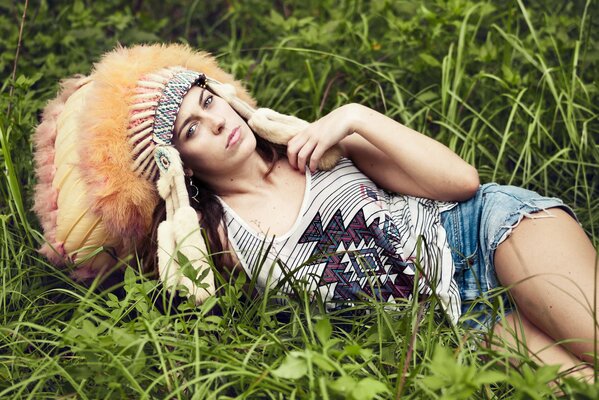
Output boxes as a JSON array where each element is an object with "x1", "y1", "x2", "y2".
[{"x1": 205, "y1": 113, "x2": 225, "y2": 134}]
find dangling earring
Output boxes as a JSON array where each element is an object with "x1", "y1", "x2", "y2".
[{"x1": 188, "y1": 176, "x2": 200, "y2": 204}]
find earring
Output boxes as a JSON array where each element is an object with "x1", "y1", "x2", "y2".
[{"x1": 188, "y1": 176, "x2": 200, "y2": 203}]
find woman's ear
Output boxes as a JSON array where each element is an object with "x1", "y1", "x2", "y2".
[{"x1": 183, "y1": 167, "x2": 194, "y2": 177}]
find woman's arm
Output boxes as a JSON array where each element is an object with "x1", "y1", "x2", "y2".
[{"x1": 286, "y1": 103, "x2": 479, "y2": 202}]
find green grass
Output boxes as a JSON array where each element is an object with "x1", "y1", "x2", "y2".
[{"x1": 1, "y1": 0, "x2": 598, "y2": 398}]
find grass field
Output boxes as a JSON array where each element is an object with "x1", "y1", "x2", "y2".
[{"x1": 1, "y1": 0, "x2": 598, "y2": 398}]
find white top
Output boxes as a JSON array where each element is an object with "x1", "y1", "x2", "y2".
[{"x1": 218, "y1": 158, "x2": 461, "y2": 323}]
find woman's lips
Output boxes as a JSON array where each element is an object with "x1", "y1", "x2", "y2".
[{"x1": 226, "y1": 127, "x2": 240, "y2": 148}]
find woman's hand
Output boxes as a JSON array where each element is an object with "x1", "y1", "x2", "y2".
[
  {"x1": 286, "y1": 104, "x2": 357, "y2": 173},
  {"x1": 287, "y1": 102, "x2": 478, "y2": 201},
  {"x1": 294, "y1": 103, "x2": 479, "y2": 201}
]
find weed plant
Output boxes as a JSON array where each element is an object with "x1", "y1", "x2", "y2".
[{"x1": 1, "y1": 0, "x2": 598, "y2": 398}]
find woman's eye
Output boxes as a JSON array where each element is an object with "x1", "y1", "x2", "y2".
[
  {"x1": 186, "y1": 124, "x2": 197, "y2": 138},
  {"x1": 203, "y1": 95, "x2": 213, "y2": 108}
]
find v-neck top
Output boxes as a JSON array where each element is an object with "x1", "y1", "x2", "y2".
[
  {"x1": 217, "y1": 157, "x2": 461, "y2": 323},
  {"x1": 217, "y1": 165, "x2": 312, "y2": 242}
]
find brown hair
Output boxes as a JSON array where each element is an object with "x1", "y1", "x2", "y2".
[{"x1": 140, "y1": 134, "x2": 286, "y2": 279}]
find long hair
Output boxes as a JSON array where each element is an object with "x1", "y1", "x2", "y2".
[{"x1": 140, "y1": 134, "x2": 286, "y2": 280}]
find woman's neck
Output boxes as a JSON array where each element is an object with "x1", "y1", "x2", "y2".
[{"x1": 207, "y1": 153, "x2": 284, "y2": 199}]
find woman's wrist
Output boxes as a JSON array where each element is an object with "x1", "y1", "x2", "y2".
[{"x1": 339, "y1": 103, "x2": 365, "y2": 137}]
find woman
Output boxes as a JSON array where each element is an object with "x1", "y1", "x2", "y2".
[{"x1": 33, "y1": 43, "x2": 597, "y2": 381}]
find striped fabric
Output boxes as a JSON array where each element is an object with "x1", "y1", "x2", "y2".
[{"x1": 219, "y1": 158, "x2": 461, "y2": 323}]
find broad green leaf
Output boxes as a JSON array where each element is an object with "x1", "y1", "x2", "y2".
[
  {"x1": 344, "y1": 344, "x2": 362, "y2": 356},
  {"x1": 314, "y1": 317, "x2": 332, "y2": 344},
  {"x1": 352, "y1": 378, "x2": 390, "y2": 400},
  {"x1": 311, "y1": 352, "x2": 336, "y2": 372},
  {"x1": 473, "y1": 370, "x2": 506, "y2": 385},
  {"x1": 111, "y1": 327, "x2": 137, "y2": 347},
  {"x1": 272, "y1": 353, "x2": 308, "y2": 380},
  {"x1": 329, "y1": 375, "x2": 357, "y2": 394}
]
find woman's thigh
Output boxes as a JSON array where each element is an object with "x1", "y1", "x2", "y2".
[
  {"x1": 441, "y1": 183, "x2": 578, "y2": 330},
  {"x1": 493, "y1": 206, "x2": 598, "y2": 362}
]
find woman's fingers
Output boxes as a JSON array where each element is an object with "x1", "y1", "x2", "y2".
[
  {"x1": 288, "y1": 129, "x2": 329, "y2": 172},
  {"x1": 309, "y1": 144, "x2": 326, "y2": 172},
  {"x1": 296, "y1": 139, "x2": 318, "y2": 172},
  {"x1": 287, "y1": 133, "x2": 310, "y2": 169},
  {"x1": 287, "y1": 108, "x2": 351, "y2": 171}
]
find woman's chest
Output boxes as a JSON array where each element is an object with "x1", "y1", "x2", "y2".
[
  {"x1": 242, "y1": 196, "x2": 304, "y2": 237},
  {"x1": 226, "y1": 169, "x2": 308, "y2": 237}
]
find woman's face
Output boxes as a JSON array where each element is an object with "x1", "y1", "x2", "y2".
[{"x1": 172, "y1": 85, "x2": 256, "y2": 177}]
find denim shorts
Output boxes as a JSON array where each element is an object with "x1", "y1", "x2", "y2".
[{"x1": 440, "y1": 183, "x2": 577, "y2": 330}]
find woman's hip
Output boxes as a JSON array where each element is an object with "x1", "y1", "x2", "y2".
[{"x1": 440, "y1": 182, "x2": 577, "y2": 328}]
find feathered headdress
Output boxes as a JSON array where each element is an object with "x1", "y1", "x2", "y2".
[{"x1": 32, "y1": 43, "x2": 342, "y2": 303}]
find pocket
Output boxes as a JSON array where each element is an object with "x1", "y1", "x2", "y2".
[
  {"x1": 441, "y1": 204, "x2": 479, "y2": 274},
  {"x1": 450, "y1": 243, "x2": 478, "y2": 273}
]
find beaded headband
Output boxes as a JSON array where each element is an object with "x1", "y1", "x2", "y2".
[{"x1": 153, "y1": 72, "x2": 205, "y2": 145}]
